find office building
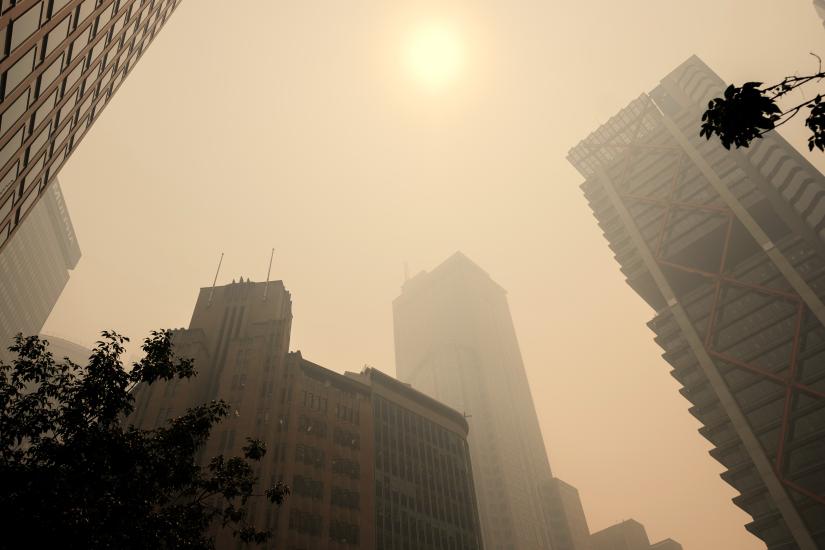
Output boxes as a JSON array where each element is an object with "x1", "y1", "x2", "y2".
[
  {"x1": 590, "y1": 520, "x2": 651, "y2": 550},
  {"x1": 0, "y1": 0, "x2": 182, "y2": 252},
  {"x1": 814, "y1": 0, "x2": 825, "y2": 28},
  {"x1": 131, "y1": 278, "x2": 483, "y2": 549},
  {"x1": 347, "y1": 367, "x2": 484, "y2": 550},
  {"x1": 393, "y1": 251, "x2": 557, "y2": 549},
  {"x1": 649, "y1": 539, "x2": 682, "y2": 550},
  {"x1": 567, "y1": 55, "x2": 825, "y2": 549},
  {"x1": 0, "y1": 180, "x2": 79, "y2": 361},
  {"x1": 40, "y1": 332, "x2": 88, "y2": 364},
  {"x1": 541, "y1": 478, "x2": 592, "y2": 550}
]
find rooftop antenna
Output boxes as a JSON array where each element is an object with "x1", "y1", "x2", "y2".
[
  {"x1": 263, "y1": 248, "x2": 275, "y2": 300},
  {"x1": 208, "y1": 252, "x2": 224, "y2": 307}
]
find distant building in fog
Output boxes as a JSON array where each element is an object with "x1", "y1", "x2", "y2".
[
  {"x1": 393, "y1": 251, "x2": 560, "y2": 549},
  {"x1": 814, "y1": 0, "x2": 825, "y2": 28},
  {"x1": 130, "y1": 278, "x2": 483, "y2": 549},
  {"x1": 591, "y1": 519, "x2": 651, "y2": 550},
  {"x1": 649, "y1": 539, "x2": 683, "y2": 550},
  {"x1": 591, "y1": 519, "x2": 680, "y2": 550},
  {"x1": 40, "y1": 333, "x2": 89, "y2": 364},
  {"x1": 0, "y1": 181, "x2": 79, "y2": 362},
  {"x1": 541, "y1": 478, "x2": 592, "y2": 550},
  {"x1": 568, "y1": 55, "x2": 825, "y2": 549},
  {"x1": 0, "y1": 0, "x2": 181, "y2": 253}
]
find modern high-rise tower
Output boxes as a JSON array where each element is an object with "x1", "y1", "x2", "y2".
[
  {"x1": 0, "y1": 0, "x2": 181, "y2": 252},
  {"x1": 0, "y1": 179, "x2": 79, "y2": 361},
  {"x1": 393, "y1": 252, "x2": 556, "y2": 549},
  {"x1": 568, "y1": 56, "x2": 825, "y2": 549}
]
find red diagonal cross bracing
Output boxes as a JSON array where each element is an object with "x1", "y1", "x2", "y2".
[{"x1": 611, "y1": 121, "x2": 825, "y2": 506}]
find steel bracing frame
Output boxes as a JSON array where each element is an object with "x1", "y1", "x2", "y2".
[{"x1": 591, "y1": 97, "x2": 821, "y2": 548}]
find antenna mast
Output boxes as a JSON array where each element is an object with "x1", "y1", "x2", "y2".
[
  {"x1": 263, "y1": 248, "x2": 275, "y2": 300},
  {"x1": 208, "y1": 252, "x2": 224, "y2": 307}
]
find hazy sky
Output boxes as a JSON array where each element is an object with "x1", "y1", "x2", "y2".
[{"x1": 42, "y1": 2, "x2": 824, "y2": 548}]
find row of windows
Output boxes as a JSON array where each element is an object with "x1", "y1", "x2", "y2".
[
  {"x1": 374, "y1": 396, "x2": 464, "y2": 456},
  {"x1": 288, "y1": 509, "x2": 321, "y2": 536},
  {"x1": 295, "y1": 443, "x2": 324, "y2": 468},
  {"x1": 377, "y1": 511, "x2": 479, "y2": 550},
  {"x1": 286, "y1": 510, "x2": 359, "y2": 546},
  {"x1": 330, "y1": 486, "x2": 359, "y2": 510},
  {"x1": 333, "y1": 427, "x2": 360, "y2": 450},
  {"x1": 331, "y1": 456, "x2": 360, "y2": 479},
  {"x1": 298, "y1": 414, "x2": 327, "y2": 438},
  {"x1": 329, "y1": 520, "x2": 359, "y2": 545},
  {"x1": 301, "y1": 390, "x2": 361, "y2": 425},
  {"x1": 292, "y1": 475, "x2": 323, "y2": 500}
]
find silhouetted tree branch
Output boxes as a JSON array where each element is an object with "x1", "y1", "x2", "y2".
[
  {"x1": 0, "y1": 330, "x2": 290, "y2": 549},
  {"x1": 700, "y1": 53, "x2": 825, "y2": 151}
]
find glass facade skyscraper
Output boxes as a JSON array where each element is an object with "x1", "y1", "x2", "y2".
[
  {"x1": 0, "y1": 0, "x2": 181, "y2": 251},
  {"x1": 568, "y1": 56, "x2": 825, "y2": 549}
]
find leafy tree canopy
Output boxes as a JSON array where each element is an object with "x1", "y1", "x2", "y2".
[
  {"x1": 0, "y1": 330, "x2": 289, "y2": 549},
  {"x1": 700, "y1": 55, "x2": 825, "y2": 152}
]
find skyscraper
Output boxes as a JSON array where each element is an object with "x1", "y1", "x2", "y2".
[
  {"x1": 393, "y1": 251, "x2": 556, "y2": 549},
  {"x1": 39, "y1": 332, "x2": 89, "y2": 364},
  {"x1": 814, "y1": 0, "x2": 825, "y2": 28},
  {"x1": 131, "y1": 277, "x2": 484, "y2": 549},
  {"x1": 567, "y1": 55, "x2": 825, "y2": 549},
  {"x1": 0, "y1": 179, "x2": 79, "y2": 361},
  {"x1": 541, "y1": 478, "x2": 592, "y2": 550},
  {"x1": 0, "y1": 0, "x2": 181, "y2": 252},
  {"x1": 590, "y1": 520, "x2": 682, "y2": 550},
  {"x1": 590, "y1": 520, "x2": 651, "y2": 550}
]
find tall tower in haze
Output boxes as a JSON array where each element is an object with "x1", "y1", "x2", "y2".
[
  {"x1": 567, "y1": 56, "x2": 825, "y2": 549},
  {"x1": 0, "y1": 0, "x2": 182, "y2": 253},
  {"x1": 0, "y1": 180, "x2": 79, "y2": 361},
  {"x1": 393, "y1": 252, "x2": 557, "y2": 549}
]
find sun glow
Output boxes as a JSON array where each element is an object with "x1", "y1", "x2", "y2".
[{"x1": 404, "y1": 23, "x2": 463, "y2": 92}]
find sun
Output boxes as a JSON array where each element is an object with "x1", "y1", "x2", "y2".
[{"x1": 404, "y1": 23, "x2": 463, "y2": 92}]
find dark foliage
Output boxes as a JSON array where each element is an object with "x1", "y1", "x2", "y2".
[
  {"x1": 0, "y1": 331, "x2": 289, "y2": 549},
  {"x1": 700, "y1": 56, "x2": 825, "y2": 151},
  {"x1": 700, "y1": 82, "x2": 780, "y2": 149}
]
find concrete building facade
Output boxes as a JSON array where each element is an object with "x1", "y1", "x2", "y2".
[
  {"x1": 0, "y1": 179, "x2": 78, "y2": 361},
  {"x1": 0, "y1": 0, "x2": 181, "y2": 252},
  {"x1": 541, "y1": 478, "x2": 592, "y2": 550},
  {"x1": 568, "y1": 56, "x2": 825, "y2": 549},
  {"x1": 393, "y1": 252, "x2": 556, "y2": 549},
  {"x1": 40, "y1": 332, "x2": 88, "y2": 363},
  {"x1": 131, "y1": 278, "x2": 483, "y2": 550},
  {"x1": 648, "y1": 539, "x2": 682, "y2": 550},
  {"x1": 590, "y1": 520, "x2": 651, "y2": 550},
  {"x1": 347, "y1": 367, "x2": 484, "y2": 550}
]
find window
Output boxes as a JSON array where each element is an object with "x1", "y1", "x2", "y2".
[
  {"x1": 288, "y1": 509, "x2": 322, "y2": 536},
  {"x1": 333, "y1": 427, "x2": 360, "y2": 450},
  {"x1": 329, "y1": 520, "x2": 359, "y2": 545},
  {"x1": 331, "y1": 486, "x2": 360, "y2": 510},
  {"x1": 10, "y1": 3, "x2": 42, "y2": 51},
  {"x1": 292, "y1": 475, "x2": 323, "y2": 500}
]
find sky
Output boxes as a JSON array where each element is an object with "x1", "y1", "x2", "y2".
[{"x1": 41, "y1": 1, "x2": 824, "y2": 548}]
